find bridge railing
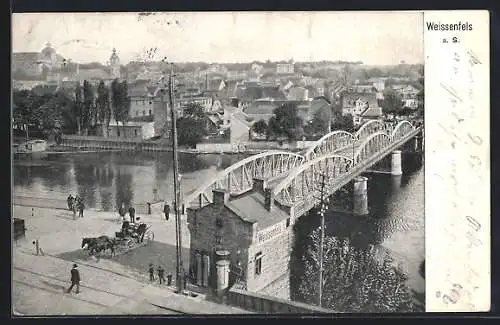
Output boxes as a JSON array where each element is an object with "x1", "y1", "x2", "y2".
[{"x1": 273, "y1": 124, "x2": 422, "y2": 210}]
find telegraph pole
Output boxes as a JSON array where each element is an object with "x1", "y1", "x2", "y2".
[
  {"x1": 168, "y1": 62, "x2": 184, "y2": 293},
  {"x1": 315, "y1": 173, "x2": 328, "y2": 307}
]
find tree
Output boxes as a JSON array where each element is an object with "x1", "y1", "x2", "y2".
[
  {"x1": 111, "y1": 79, "x2": 130, "y2": 137},
  {"x1": 176, "y1": 102, "x2": 207, "y2": 148},
  {"x1": 96, "y1": 81, "x2": 111, "y2": 136},
  {"x1": 12, "y1": 90, "x2": 33, "y2": 131},
  {"x1": 299, "y1": 228, "x2": 415, "y2": 312},
  {"x1": 381, "y1": 88, "x2": 403, "y2": 114},
  {"x1": 176, "y1": 117, "x2": 207, "y2": 148},
  {"x1": 267, "y1": 103, "x2": 304, "y2": 141},
  {"x1": 82, "y1": 80, "x2": 95, "y2": 135},
  {"x1": 331, "y1": 113, "x2": 354, "y2": 132},
  {"x1": 55, "y1": 88, "x2": 78, "y2": 134},
  {"x1": 184, "y1": 102, "x2": 205, "y2": 119},
  {"x1": 307, "y1": 109, "x2": 331, "y2": 138},
  {"x1": 251, "y1": 119, "x2": 268, "y2": 138},
  {"x1": 74, "y1": 82, "x2": 83, "y2": 135}
]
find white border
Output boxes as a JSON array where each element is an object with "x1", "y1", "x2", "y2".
[{"x1": 424, "y1": 10, "x2": 490, "y2": 312}]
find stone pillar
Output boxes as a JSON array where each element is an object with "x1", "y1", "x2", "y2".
[
  {"x1": 353, "y1": 176, "x2": 369, "y2": 216},
  {"x1": 195, "y1": 252, "x2": 202, "y2": 286},
  {"x1": 216, "y1": 260, "x2": 230, "y2": 295},
  {"x1": 391, "y1": 175, "x2": 402, "y2": 192},
  {"x1": 391, "y1": 150, "x2": 403, "y2": 176},
  {"x1": 202, "y1": 254, "x2": 210, "y2": 287}
]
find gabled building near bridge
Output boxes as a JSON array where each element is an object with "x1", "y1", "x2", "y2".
[{"x1": 186, "y1": 178, "x2": 294, "y2": 300}]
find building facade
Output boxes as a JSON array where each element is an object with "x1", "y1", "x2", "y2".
[
  {"x1": 186, "y1": 181, "x2": 293, "y2": 299},
  {"x1": 276, "y1": 63, "x2": 295, "y2": 75}
]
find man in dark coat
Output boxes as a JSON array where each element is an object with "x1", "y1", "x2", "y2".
[
  {"x1": 163, "y1": 204, "x2": 170, "y2": 221},
  {"x1": 118, "y1": 203, "x2": 126, "y2": 222},
  {"x1": 128, "y1": 206, "x2": 135, "y2": 223},
  {"x1": 148, "y1": 263, "x2": 155, "y2": 282},
  {"x1": 66, "y1": 264, "x2": 80, "y2": 294},
  {"x1": 77, "y1": 198, "x2": 85, "y2": 218},
  {"x1": 67, "y1": 195, "x2": 73, "y2": 211},
  {"x1": 157, "y1": 265, "x2": 166, "y2": 285}
]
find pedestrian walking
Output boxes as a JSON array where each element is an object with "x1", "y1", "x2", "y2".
[
  {"x1": 77, "y1": 198, "x2": 85, "y2": 218},
  {"x1": 129, "y1": 206, "x2": 136, "y2": 223},
  {"x1": 163, "y1": 203, "x2": 170, "y2": 221},
  {"x1": 32, "y1": 239, "x2": 44, "y2": 256},
  {"x1": 157, "y1": 265, "x2": 166, "y2": 284},
  {"x1": 183, "y1": 271, "x2": 188, "y2": 289},
  {"x1": 148, "y1": 263, "x2": 155, "y2": 282},
  {"x1": 119, "y1": 203, "x2": 126, "y2": 220},
  {"x1": 167, "y1": 272, "x2": 173, "y2": 286},
  {"x1": 66, "y1": 264, "x2": 80, "y2": 294},
  {"x1": 67, "y1": 194, "x2": 73, "y2": 211}
]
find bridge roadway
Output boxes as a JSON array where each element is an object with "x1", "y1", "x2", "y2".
[
  {"x1": 183, "y1": 120, "x2": 423, "y2": 215},
  {"x1": 272, "y1": 126, "x2": 422, "y2": 219}
]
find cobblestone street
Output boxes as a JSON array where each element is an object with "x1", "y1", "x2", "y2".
[{"x1": 12, "y1": 204, "x2": 251, "y2": 315}]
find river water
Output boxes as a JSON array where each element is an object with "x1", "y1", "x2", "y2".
[{"x1": 13, "y1": 151, "x2": 424, "y2": 307}]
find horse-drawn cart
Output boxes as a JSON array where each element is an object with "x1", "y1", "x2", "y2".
[{"x1": 82, "y1": 221, "x2": 154, "y2": 257}]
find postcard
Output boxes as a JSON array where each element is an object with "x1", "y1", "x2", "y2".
[{"x1": 11, "y1": 10, "x2": 490, "y2": 315}]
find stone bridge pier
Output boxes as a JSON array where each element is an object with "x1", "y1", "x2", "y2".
[{"x1": 353, "y1": 176, "x2": 369, "y2": 216}]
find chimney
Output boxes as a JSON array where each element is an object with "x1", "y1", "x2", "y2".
[
  {"x1": 264, "y1": 188, "x2": 273, "y2": 212},
  {"x1": 252, "y1": 177, "x2": 266, "y2": 194},
  {"x1": 212, "y1": 188, "x2": 229, "y2": 206}
]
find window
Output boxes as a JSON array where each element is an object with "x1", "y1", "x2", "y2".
[
  {"x1": 149, "y1": 110, "x2": 152, "y2": 116},
  {"x1": 255, "y1": 252, "x2": 263, "y2": 275},
  {"x1": 117, "y1": 129, "x2": 120, "y2": 137},
  {"x1": 142, "y1": 110, "x2": 146, "y2": 116},
  {"x1": 134, "y1": 129, "x2": 138, "y2": 136}
]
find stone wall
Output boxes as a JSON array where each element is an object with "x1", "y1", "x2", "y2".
[
  {"x1": 246, "y1": 225, "x2": 294, "y2": 297},
  {"x1": 187, "y1": 197, "x2": 255, "y2": 288},
  {"x1": 259, "y1": 270, "x2": 290, "y2": 300},
  {"x1": 227, "y1": 288, "x2": 336, "y2": 314}
]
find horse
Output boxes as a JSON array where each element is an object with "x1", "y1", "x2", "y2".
[{"x1": 81, "y1": 236, "x2": 114, "y2": 256}]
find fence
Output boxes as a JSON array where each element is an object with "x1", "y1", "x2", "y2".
[
  {"x1": 196, "y1": 140, "x2": 317, "y2": 153},
  {"x1": 60, "y1": 135, "x2": 171, "y2": 152}
]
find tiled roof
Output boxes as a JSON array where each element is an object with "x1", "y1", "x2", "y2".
[
  {"x1": 235, "y1": 85, "x2": 287, "y2": 102},
  {"x1": 343, "y1": 92, "x2": 379, "y2": 108},
  {"x1": 361, "y1": 106, "x2": 383, "y2": 118},
  {"x1": 244, "y1": 102, "x2": 279, "y2": 115},
  {"x1": 225, "y1": 191, "x2": 290, "y2": 231}
]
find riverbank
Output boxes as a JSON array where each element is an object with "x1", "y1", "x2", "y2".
[{"x1": 12, "y1": 204, "x2": 251, "y2": 315}]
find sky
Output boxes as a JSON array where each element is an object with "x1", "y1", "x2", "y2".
[{"x1": 12, "y1": 12, "x2": 424, "y2": 65}]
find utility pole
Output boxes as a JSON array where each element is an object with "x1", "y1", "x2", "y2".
[
  {"x1": 168, "y1": 62, "x2": 184, "y2": 293},
  {"x1": 314, "y1": 173, "x2": 329, "y2": 307}
]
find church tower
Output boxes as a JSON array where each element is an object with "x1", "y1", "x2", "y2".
[{"x1": 109, "y1": 48, "x2": 121, "y2": 79}]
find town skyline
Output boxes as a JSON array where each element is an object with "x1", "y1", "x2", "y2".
[{"x1": 13, "y1": 12, "x2": 424, "y2": 66}]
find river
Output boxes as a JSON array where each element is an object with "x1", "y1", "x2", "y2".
[{"x1": 13, "y1": 150, "x2": 424, "y2": 309}]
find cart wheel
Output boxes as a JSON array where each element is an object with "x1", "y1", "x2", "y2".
[{"x1": 145, "y1": 230, "x2": 154, "y2": 243}]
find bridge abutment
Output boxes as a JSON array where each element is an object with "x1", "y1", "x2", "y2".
[
  {"x1": 353, "y1": 176, "x2": 369, "y2": 216},
  {"x1": 391, "y1": 150, "x2": 403, "y2": 176}
]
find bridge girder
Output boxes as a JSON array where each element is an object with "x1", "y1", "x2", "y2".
[
  {"x1": 354, "y1": 119, "x2": 388, "y2": 140},
  {"x1": 272, "y1": 154, "x2": 354, "y2": 206},
  {"x1": 304, "y1": 130, "x2": 356, "y2": 161},
  {"x1": 354, "y1": 131, "x2": 392, "y2": 164},
  {"x1": 391, "y1": 120, "x2": 416, "y2": 142},
  {"x1": 184, "y1": 151, "x2": 305, "y2": 208}
]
